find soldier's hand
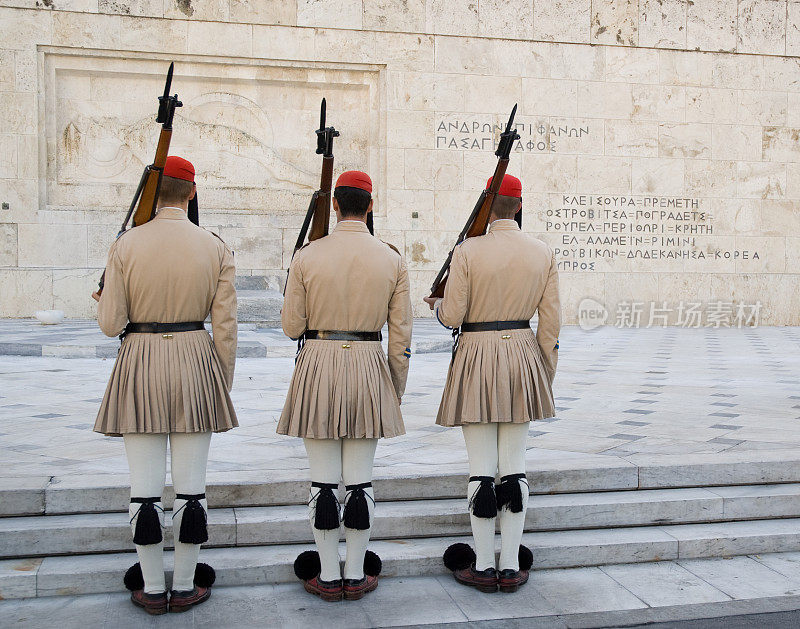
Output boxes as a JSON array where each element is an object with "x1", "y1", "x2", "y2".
[
  {"x1": 398, "y1": 397, "x2": 402, "y2": 406},
  {"x1": 91, "y1": 291, "x2": 101, "y2": 302},
  {"x1": 423, "y1": 296, "x2": 437, "y2": 310}
]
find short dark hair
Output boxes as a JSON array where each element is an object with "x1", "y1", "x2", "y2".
[
  {"x1": 158, "y1": 175, "x2": 194, "y2": 206},
  {"x1": 492, "y1": 194, "x2": 521, "y2": 219},
  {"x1": 334, "y1": 186, "x2": 371, "y2": 218}
]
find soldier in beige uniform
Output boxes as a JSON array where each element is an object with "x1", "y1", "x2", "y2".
[
  {"x1": 94, "y1": 156, "x2": 237, "y2": 615},
  {"x1": 425, "y1": 174, "x2": 560, "y2": 594},
  {"x1": 279, "y1": 170, "x2": 412, "y2": 602}
]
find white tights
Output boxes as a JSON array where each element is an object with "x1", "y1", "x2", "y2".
[
  {"x1": 462, "y1": 422, "x2": 529, "y2": 571},
  {"x1": 124, "y1": 432, "x2": 212, "y2": 594},
  {"x1": 303, "y1": 438, "x2": 378, "y2": 581}
]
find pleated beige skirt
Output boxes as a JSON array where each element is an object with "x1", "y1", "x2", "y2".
[
  {"x1": 436, "y1": 328, "x2": 555, "y2": 427},
  {"x1": 277, "y1": 339, "x2": 405, "y2": 439},
  {"x1": 94, "y1": 330, "x2": 238, "y2": 436}
]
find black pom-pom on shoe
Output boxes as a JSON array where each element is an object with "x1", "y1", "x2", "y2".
[
  {"x1": 363, "y1": 550, "x2": 382, "y2": 577},
  {"x1": 123, "y1": 562, "x2": 144, "y2": 591},
  {"x1": 518, "y1": 545, "x2": 533, "y2": 571},
  {"x1": 294, "y1": 550, "x2": 321, "y2": 581},
  {"x1": 443, "y1": 543, "x2": 476, "y2": 572},
  {"x1": 194, "y1": 563, "x2": 216, "y2": 588}
]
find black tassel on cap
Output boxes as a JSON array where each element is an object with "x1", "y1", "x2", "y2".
[
  {"x1": 175, "y1": 493, "x2": 208, "y2": 545},
  {"x1": 343, "y1": 482, "x2": 373, "y2": 530},
  {"x1": 496, "y1": 473, "x2": 527, "y2": 513},
  {"x1": 130, "y1": 497, "x2": 163, "y2": 546},
  {"x1": 310, "y1": 482, "x2": 340, "y2": 530},
  {"x1": 468, "y1": 476, "x2": 497, "y2": 519}
]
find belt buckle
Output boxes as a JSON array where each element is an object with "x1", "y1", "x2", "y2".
[
  {"x1": 162, "y1": 333, "x2": 173, "y2": 339},
  {"x1": 342, "y1": 343, "x2": 351, "y2": 349},
  {"x1": 501, "y1": 334, "x2": 511, "y2": 340}
]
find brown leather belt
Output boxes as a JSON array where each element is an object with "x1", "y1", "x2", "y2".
[
  {"x1": 460, "y1": 320, "x2": 530, "y2": 332},
  {"x1": 121, "y1": 321, "x2": 205, "y2": 341},
  {"x1": 304, "y1": 330, "x2": 382, "y2": 342}
]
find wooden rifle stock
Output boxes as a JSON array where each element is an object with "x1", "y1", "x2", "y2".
[{"x1": 308, "y1": 155, "x2": 334, "y2": 241}]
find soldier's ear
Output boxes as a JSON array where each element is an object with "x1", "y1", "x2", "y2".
[
  {"x1": 367, "y1": 198, "x2": 374, "y2": 214},
  {"x1": 189, "y1": 183, "x2": 197, "y2": 201}
]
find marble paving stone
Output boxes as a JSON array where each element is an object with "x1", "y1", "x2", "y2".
[
  {"x1": 533, "y1": 566, "x2": 647, "y2": 614},
  {"x1": 678, "y1": 555, "x2": 800, "y2": 599},
  {"x1": 0, "y1": 475, "x2": 48, "y2": 516},
  {"x1": 0, "y1": 557, "x2": 40, "y2": 599},
  {"x1": 663, "y1": 518, "x2": 800, "y2": 559},
  {"x1": 749, "y1": 551, "x2": 800, "y2": 581}
]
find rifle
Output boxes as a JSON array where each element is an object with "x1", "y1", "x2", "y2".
[
  {"x1": 429, "y1": 104, "x2": 521, "y2": 298},
  {"x1": 96, "y1": 62, "x2": 182, "y2": 295},
  {"x1": 291, "y1": 98, "x2": 340, "y2": 263}
]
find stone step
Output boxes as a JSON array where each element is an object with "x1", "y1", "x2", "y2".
[
  {"x1": 4, "y1": 518, "x2": 800, "y2": 599},
  {"x1": 6, "y1": 449, "x2": 800, "y2": 517},
  {"x1": 3, "y1": 485, "x2": 800, "y2": 558}
]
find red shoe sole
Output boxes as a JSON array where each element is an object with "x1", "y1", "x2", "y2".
[
  {"x1": 454, "y1": 575, "x2": 498, "y2": 593},
  {"x1": 303, "y1": 582, "x2": 342, "y2": 602},
  {"x1": 169, "y1": 589, "x2": 211, "y2": 613},
  {"x1": 343, "y1": 579, "x2": 378, "y2": 601},
  {"x1": 131, "y1": 597, "x2": 167, "y2": 615}
]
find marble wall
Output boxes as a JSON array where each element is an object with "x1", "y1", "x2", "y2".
[{"x1": 1, "y1": 1, "x2": 800, "y2": 324}]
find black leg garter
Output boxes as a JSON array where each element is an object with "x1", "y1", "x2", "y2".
[
  {"x1": 310, "y1": 482, "x2": 340, "y2": 530},
  {"x1": 173, "y1": 493, "x2": 209, "y2": 544},
  {"x1": 496, "y1": 473, "x2": 528, "y2": 513},
  {"x1": 343, "y1": 482, "x2": 374, "y2": 530},
  {"x1": 130, "y1": 497, "x2": 163, "y2": 545},
  {"x1": 468, "y1": 476, "x2": 498, "y2": 518}
]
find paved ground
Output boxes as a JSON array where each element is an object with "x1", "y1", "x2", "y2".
[
  {"x1": 1, "y1": 322, "x2": 800, "y2": 481},
  {"x1": 2, "y1": 553, "x2": 800, "y2": 628}
]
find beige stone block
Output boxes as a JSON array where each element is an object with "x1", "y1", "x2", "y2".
[
  {"x1": 461, "y1": 149, "x2": 499, "y2": 189},
  {"x1": 711, "y1": 125, "x2": 761, "y2": 162},
  {"x1": 433, "y1": 189, "x2": 476, "y2": 231},
  {"x1": 658, "y1": 49, "x2": 715, "y2": 87},
  {"x1": 404, "y1": 229, "x2": 456, "y2": 271},
  {"x1": 52, "y1": 268, "x2": 99, "y2": 319},
  {"x1": 0, "y1": 223, "x2": 17, "y2": 266},
  {"x1": 230, "y1": 0, "x2": 296, "y2": 25},
  {"x1": 0, "y1": 93, "x2": 34, "y2": 135},
  {"x1": 534, "y1": 0, "x2": 590, "y2": 44},
  {"x1": 425, "y1": 0, "x2": 478, "y2": 36},
  {"x1": 787, "y1": 237, "x2": 800, "y2": 273},
  {"x1": 386, "y1": 148, "x2": 405, "y2": 190},
  {"x1": 385, "y1": 189, "x2": 434, "y2": 231},
  {"x1": 788, "y1": 93, "x2": 800, "y2": 127},
  {"x1": 788, "y1": 3, "x2": 800, "y2": 55},
  {"x1": 658, "y1": 274, "x2": 712, "y2": 313},
  {"x1": 52, "y1": 11, "x2": 120, "y2": 48},
  {"x1": 631, "y1": 85, "x2": 685, "y2": 123},
  {"x1": 558, "y1": 271, "x2": 604, "y2": 324},
  {"x1": 684, "y1": 160, "x2": 737, "y2": 198},
  {"x1": 638, "y1": 0, "x2": 686, "y2": 48},
  {"x1": 388, "y1": 71, "x2": 464, "y2": 111},
  {"x1": 381, "y1": 32, "x2": 436, "y2": 72},
  {"x1": 99, "y1": 0, "x2": 162, "y2": 17},
  {"x1": 218, "y1": 225, "x2": 282, "y2": 271},
  {"x1": 0, "y1": 179, "x2": 37, "y2": 223},
  {"x1": 522, "y1": 154, "x2": 577, "y2": 193},
  {"x1": 687, "y1": 0, "x2": 737, "y2": 52},
  {"x1": 577, "y1": 82, "x2": 633, "y2": 119},
  {"x1": 118, "y1": 15, "x2": 187, "y2": 53},
  {"x1": 464, "y1": 75, "x2": 521, "y2": 114},
  {"x1": 684, "y1": 234, "x2": 738, "y2": 273},
  {"x1": 735, "y1": 236, "x2": 784, "y2": 273},
  {"x1": 685, "y1": 88, "x2": 738, "y2": 124},
  {"x1": 604, "y1": 273, "x2": 659, "y2": 318},
  {"x1": 761, "y1": 57, "x2": 800, "y2": 93},
  {"x1": 760, "y1": 200, "x2": 800, "y2": 237},
  {"x1": 631, "y1": 157, "x2": 684, "y2": 196},
  {"x1": 658, "y1": 123, "x2": 711, "y2": 159},
  {"x1": 363, "y1": 0, "x2": 425, "y2": 32},
  {"x1": 521, "y1": 79, "x2": 577, "y2": 117},
  {"x1": 404, "y1": 149, "x2": 461, "y2": 191},
  {"x1": 762, "y1": 126, "x2": 800, "y2": 162},
  {"x1": 164, "y1": 0, "x2": 228, "y2": 20},
  {"x1": 478, "y1": 0, "x2": 533, "y2": 40},
  {"x1": 787, "y1": 163, "x2": 800, "y2": 198},
  {"x1": 549, "y1": 42, "x2": 604, "y2": 81},
  {"x1": 0, "y1": 134, "x2": 17, "y2": 179},
  {"x1": 187, "y1": 20, "x2": 251, "y2": 57},
  {"x1": 0, "y1": 50, "x2": 14, "y2": 92},
  {"x1": 737, "y1": 161, "x2": 786, "y2": 199},
  {"x1": 0, "y1": 7, "x2": 51, "y2": 51},
  {"x1": 576, "y1": 156, "x2": 631, "y2": 194},
  {"x1": 604, "y1": 121, "x2": 658, "y2": 157},
  {"x1": 711, "y1": 53, "x2": 764, "y2": 91},
  {"x1": 737, "y1": 0, "x2": 786, "y2": 55},
  {"x1": 0, "y1": 269, "x2": 52, "y2": 318},
  {"x1": 592, "y1": 0, "x2": 638, "y2": 46},
  {"x1": 707, "y1": 198, "x2": 760, "y2": 235},
  {"x1": 14, "y1": 49, "x2": 35, "y2": 93},
  {"x1": 388, "y1": 110, "x2": 434, "y2": 149},
  {"x1": 298, "y1": 0, "x2": 361, "y2": 28},
  {"x1": 409, "y1": 269, "x2": 436, "y2": 316},
  {"x1": 737, "y1": 90, "x2": 786, "y2": 126},
  {"x1": 604, "y1": 47, "x2": 659, "y2": 84},
  {"x1": 18, "y1": 223, "x2": 88, "y2": 267},
  {"x1": 710, "y1": 273, "x2": 800, "y2": 325},
  {"x1": 87, "y1": 224, "x2": 120, "y2": 268},
  {"x1": 252, "y1": 24, "x2": 315, "y2": 60}
]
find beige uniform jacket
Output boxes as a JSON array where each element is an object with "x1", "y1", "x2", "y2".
[
  {"x1": 278, "y1": 220, "x2": 412, "y2": 439},
  {"x1": 94, "y1": 207, "x2": 238, "y2": 435},
  {"x1": 435, "y1": 219, "x2": 561, "y2": 425}
]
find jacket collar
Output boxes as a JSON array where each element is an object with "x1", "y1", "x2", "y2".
[
  {"x1": 333, "y1": 220, "x2": 370, "y2": 233},
  {"x1": 154, "y1": 207, "x2": 189, "y2": 221},
  {"x1": 489, "y1": 219, "x2": 520, "y2": 232}
]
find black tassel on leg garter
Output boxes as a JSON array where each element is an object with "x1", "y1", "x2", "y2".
[
  {"x1": 173, "y1": 493, "x2": 209, "y2": 545},
  {"x1": 343, "y1": 482, "x2": 374, "y2": 530},
  {"x1": 496, "y1": 473, "x2": 528, "y2": 513},
  {"x1": 310, "y1": 482, "x2": 340, "y2": 530},
  {"x1": 130, "y1": 497, "x2": 163, "y2": 545},
  {"x1": 468, "y1": 476, "x2": 497, "y2": 518}
]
